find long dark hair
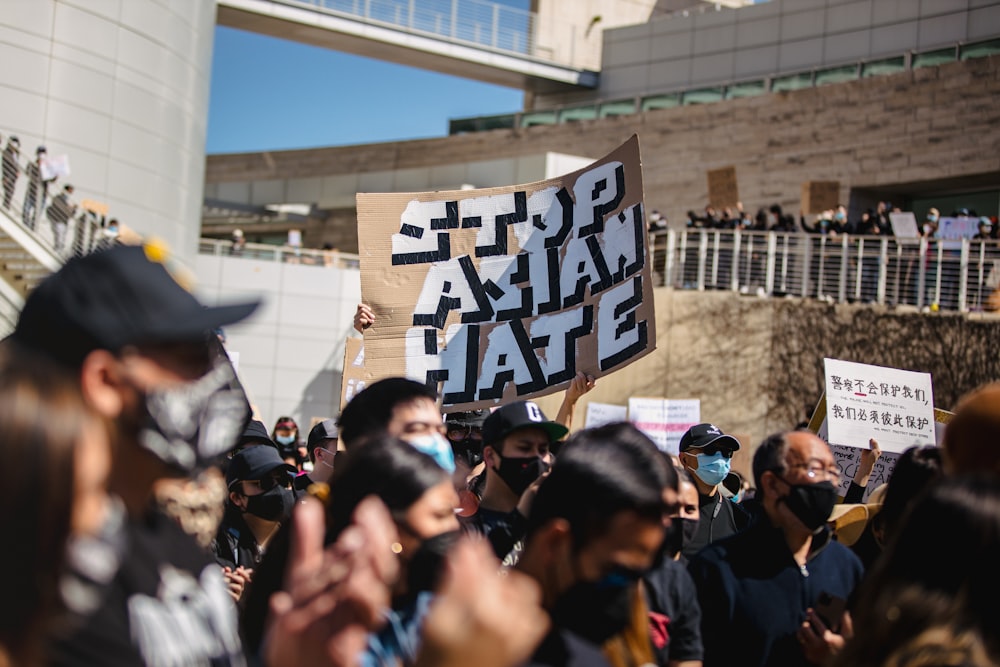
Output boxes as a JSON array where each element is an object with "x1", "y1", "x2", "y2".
[
  {"x1": 0, "y1": 341, "x2": 86, "y2": 664},
  {"x1": 834, "y1": 475, "x2": 1000, "y2": 666},
  {"x1": 325, "y1": 434, "x2": 448, "y2": 543}
]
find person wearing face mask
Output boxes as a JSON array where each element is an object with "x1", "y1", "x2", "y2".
[
  {"x1": 517, "y1": 424, "x2": 671, "y2": 667},
  {"x1": 323, "y1": 435, "x2": 461, "y2": 667},
  {"x1": 213, "y1": 446, "x2": 296, "y2": 580},
  {"x1": 689, "y1": 431, "x2": 864, "y2": 667},
  {"x1": 292, "y1": 418, "x2": 339, "y2": 491},
  {"x1": 11, "y1": 244, "x2": 256, "y2": 666},
  {"x1": 643, "y1": 462, "x2": 705, "y2": 667},
  {"x1": 461, "y1": 401, "x2": 568, "y2": 566},
  {"x1": 271, "y1": 416, "x2": 304, "y2": 470},
  {"x1": 678, "y1": 423, "x2": 750, "y2": 559}
]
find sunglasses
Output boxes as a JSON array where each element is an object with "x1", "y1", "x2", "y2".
[{"x1": 687, "y1": 444, "x2": 735, "y2": 458}]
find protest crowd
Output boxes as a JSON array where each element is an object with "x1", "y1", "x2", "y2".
[{"x1": 0, "y1": 236, "x2": 997, "y2": 667}]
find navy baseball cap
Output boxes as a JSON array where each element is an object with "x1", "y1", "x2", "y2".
[
  {"x1": 482, "y1": 401, "x2": 568, "y2": 447},
  {"x1": 226, "y1": 445, "x2": 295, "y2": 488}
]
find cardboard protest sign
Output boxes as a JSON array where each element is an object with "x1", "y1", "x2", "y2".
[
  {"x1": 357, "y1": 136, "x2": 655, "y2": 410},
  {"x1": 627, "y1": 397, "x2": 700, "y2": 454},
  {"x1": 823, "y1": 359, "x2": 935, "y2": 454},
  {"x1": 888, "y1": 212, "x2": 919, "y2": 239},
  {"x1": 706, "y1": 166, "x2": 738, "y2": 209},
  {"x1": 584, "y1": 402, "x2": 628, "y2": 428},
  {"x1": 339, "y1": 337, "x2": 366, "y2": 411},
  {"x1": 800, "y1": 181, "x2": 840, "y2": 214}
]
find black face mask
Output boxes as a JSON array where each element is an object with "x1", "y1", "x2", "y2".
[
  {"x1": 659, "y1": 517, "x2": 699, "y2": 562},
  {"x1": 244, "y1": 486, "x2": 294, "y2": 522},
  {"x1": 778, "y1": 479, "x2": 838, "y2": 532},
  {"x1": 551, "y1": 573, "x2": 635, "y2": 645},
  {"x1": 406, "y1": 529, "x2": 461, "y2": 594},
  {"x1": 494, "y1": 455, "x2": 547, "y2": 496}
]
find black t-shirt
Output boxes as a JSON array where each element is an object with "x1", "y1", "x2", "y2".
[
  {"x1": 460, "y1": 505, "x2": 527, "y2": 567},
  {"x1": 682, "y1": 491, "x2": 749, "y2": 559},
  {"x1": 49, "y1": 509, "x2": 245, "y2": 667},
  {"x1": 643, "y1": 558, "x2": 704, "y2": 664}
]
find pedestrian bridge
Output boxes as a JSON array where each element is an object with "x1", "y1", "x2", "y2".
[{"x1": 216, "y1": 0, "x2": 599, "y2": 93}]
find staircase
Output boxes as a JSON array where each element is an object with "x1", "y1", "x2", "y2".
[{"x1": 0, "y1": 225, "x2": 50, "y2": 298}]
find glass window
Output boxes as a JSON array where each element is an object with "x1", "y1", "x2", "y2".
[
  {"x1": 771, "y1": 72, "x2": 813, "y2": 92},
  {"x1": 961, "y1": 38, "x2": 1000, "y2": 61},
  {"x1": 520, "y1": 110, "x2": 558, "y2": 128},
  {"x1": 814, "y1": 65, "x2": 858, "y2": 86},
  {"x1": 481, "y1": 114, "x2": 516, "y2": 131},
  {"x1": 913, "y1": 47, "x2": 956, "y2": 68},
  {"x1": 559, "y1": 105, "x2": 598, "y2": 123},
  {"x1": 682, "y1": 87, "x2": 724, "y2": 105},
  {"x1": 641, "y1": 93, "x2": 681, "y2": 111},
  {"x1": 599, "y1": 99, "x2": 637, "y2": 117},
  {"x1": 725, "y1": 80, "x2": 766, "y2": 99},
  {"x1": 862, "y1": 56, "x2": 905, "y2": 77},
  {"x1": 448, "y1": 117, "x2": 479, "y2": 135}
]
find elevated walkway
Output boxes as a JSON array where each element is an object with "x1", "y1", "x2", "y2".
[{"x1": 216, "y1": 0, "x2": 598, "y2": 93}]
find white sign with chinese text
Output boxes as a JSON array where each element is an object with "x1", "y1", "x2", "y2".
[
  {"x1": 823, "y1": 358, "x2": 935, "y2": 454},
  {"x1": 627, "y1": 397, "x2": 700, "y2": 454}
]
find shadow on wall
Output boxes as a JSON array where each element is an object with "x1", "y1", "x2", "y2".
[{"x1": 293, "y1": 367, "x2": 344, "y2": 424}]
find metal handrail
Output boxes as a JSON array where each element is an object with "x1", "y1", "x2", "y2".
[
  {"x1": 650, "y1": 229, "x2": 1000, "y2": 313},
  {"x1": 198, "y1": 238, "x2": 361, "y2": 270}
]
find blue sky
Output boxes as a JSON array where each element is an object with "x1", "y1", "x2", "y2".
[{"x1": 206, "y1": 25, "x2": 525, "y2": 155}]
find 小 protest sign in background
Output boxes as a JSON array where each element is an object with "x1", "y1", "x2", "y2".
[{"x1": 357, "y1": 136, "x2": 655, "y2": 410}]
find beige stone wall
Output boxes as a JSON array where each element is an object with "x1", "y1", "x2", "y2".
[
  {"x1": 207, "y1": 55, "x2": 1000, "y2": 237},
  {"x1": 532, "y1": 288, "x2": 1000, "y2": 472}
]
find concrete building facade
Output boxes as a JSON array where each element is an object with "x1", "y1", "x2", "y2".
[{"x1": 0, "y1": 0, "x2": 216, "y2": 263}]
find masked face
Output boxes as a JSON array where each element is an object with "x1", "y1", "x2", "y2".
[
  {"x1": 686, "y1": 450, "x2": 732, "y2": 487},
  {"x1": 404, "y1": 529, "x2": 461, "y2": 594},
  {"x1": 776, "y1": 477, "x2": 838, "y2": 532},
  {"x1": 551, "y1": 569, "x2": 637, "y2": 645},
  {"x1": 408, "y1": 432, "x2": 456, "y2": 473},
  {"x1": 121, "y1": 351, "x2": 250, "y2": 473},
  {"x1": 244, "y1": 485, "x2": 294, "y2": 522},
  {"x1": 493, "y1": 453, "x2": 548, "y2": 496}
]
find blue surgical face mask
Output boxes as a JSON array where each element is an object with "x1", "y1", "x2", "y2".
[
  {"x1": 691, "y1": 452, "x2": 731, "y2": 487},
  {"x1": 834, "y1": 211, "x2": 846, "y2": 222},
  {"x1": 275, "y1": 434, "x2": 296, "y2": 446},
  {"x1": 407, "y1": 432, "x2": 456, "y2": 473}
]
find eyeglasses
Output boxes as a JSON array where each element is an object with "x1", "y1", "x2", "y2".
[
  {"x1": 687, "y1": 444, "x2": 735, "y2": 458},
  {"x1": 787, "y1": 463, "x2": 840, "y2": 483},
  {"x1": 446, "y1": 425, "x2": 483, "y2": 442}
]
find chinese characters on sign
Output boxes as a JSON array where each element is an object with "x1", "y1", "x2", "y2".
[
  {"x1": 357, "y1": 136, "x2": 655, "y2": 410},
  {"x1": 824, "y1": 358, "x2": 935, "y2": 454}
]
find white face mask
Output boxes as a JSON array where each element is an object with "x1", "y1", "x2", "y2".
[{"x1": 316, "y1": 447, "x2": 336, "y2": 469}]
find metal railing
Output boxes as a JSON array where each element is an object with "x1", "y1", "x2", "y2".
[
  {"x1": 199, "y1": 238, "x2": 361, "y2": 270},
  {"x1": 651, "y1": 230, "x2": 1000, "y2": 313},
  {"x1": 280, "y1": 0, "x2": 573, "y2": 63},
  {"x1": 1, "y1": 143, "x2": 113, "y2": 263}
]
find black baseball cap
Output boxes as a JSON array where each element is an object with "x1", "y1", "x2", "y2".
[
  {"x1": 482, "y1": 401, "x2": 568, "y2": 447},
  {"x1": 445, "y1": 409, "x2": 489, "y2": 429},
  {"x1": 240, "y1": 420, "x2": 275, "y2": 448},
  {"x1": 226, "y1": 445, "x2": 295, "y2": 488},
  {"x1": 678, "y1": 423, "x2": 741, "y2": 453},
  {"x1": 307, "y1": 419, "x2": 338, "y2": 449},
  {"x1": 11, "y1": 245, "x2": 258, "y2": 367}
]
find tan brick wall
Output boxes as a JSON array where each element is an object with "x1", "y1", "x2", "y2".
[{"x1": 206, "y1": 55, "x2": 1000, "y2": 241}]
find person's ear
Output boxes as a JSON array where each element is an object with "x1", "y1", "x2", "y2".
[
  {"x1": 80, "y1": 349, "x2": 127, "y2": 419},
  {"x1": 761, "y1": 470, "x2": 783, "y2": 500},
  {"x1": 229, "y1": 489, "x2": 247, "y2": 511},
  {"x1": 484, "y1": 444, "x2": 500, "y2": 468},
  {"x1": 680, "y1": 451, "x2": 697, "y2": 470}
]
